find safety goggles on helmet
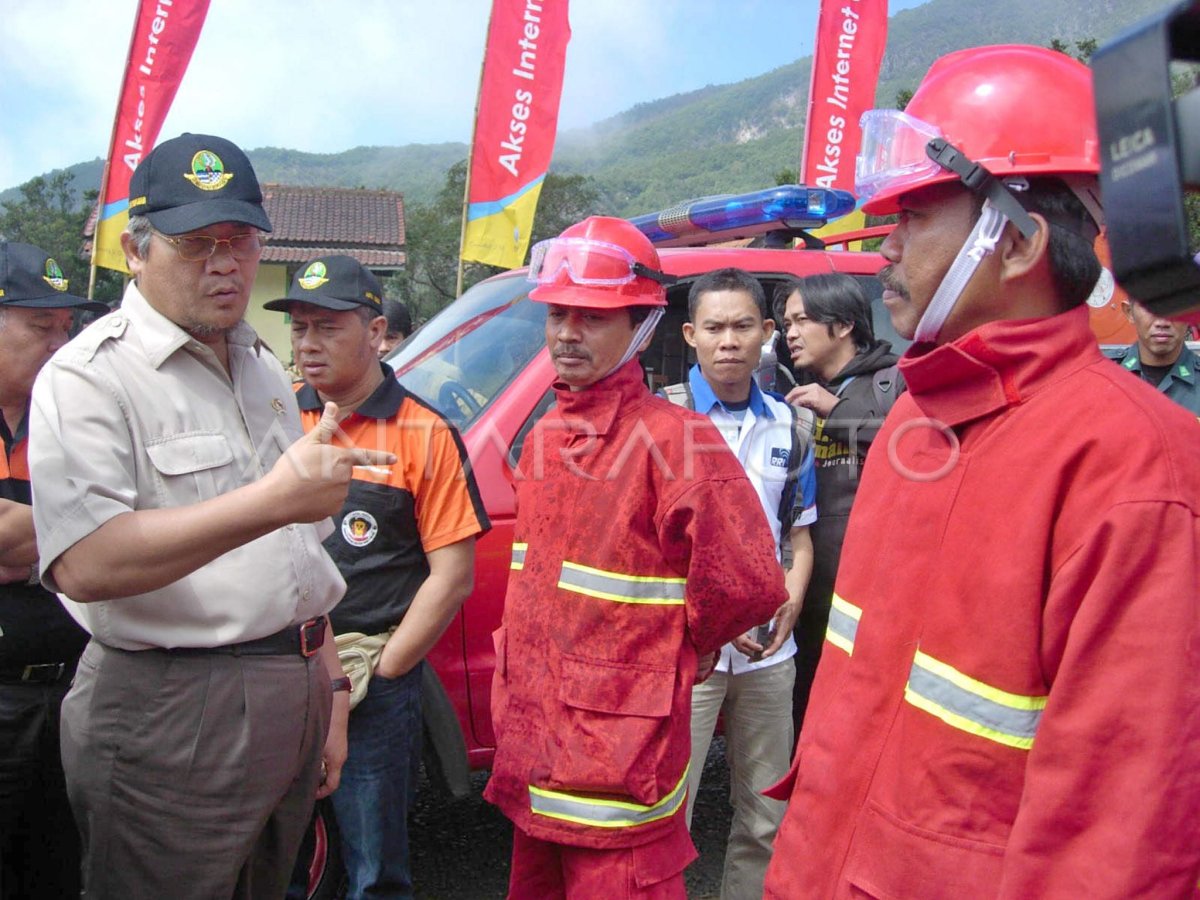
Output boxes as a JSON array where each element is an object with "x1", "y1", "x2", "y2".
[
  {"x1": 856, "y1": 109, "x2": 947, "y2": 203},
  {"x1": 856, "y1": 107, "x2": 1039, "y2": 240},
  {"x1": 528, "y1": 237, "x2": 675, "y2": 288}
]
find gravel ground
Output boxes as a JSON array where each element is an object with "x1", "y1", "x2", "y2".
[{"x1": 410, "y1": 737, "x2": 734, "y2": 899}]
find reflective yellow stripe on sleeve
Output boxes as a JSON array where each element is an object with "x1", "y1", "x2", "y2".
[
  {"x1": 510, "y1": 542, "x2": 527, "y2": 571},
  {"x1": 558, "y1": 560, "x2": 686, "y2": 605},
  {"x1": 904, "y1": 649, "x2": 1046, "y2": 750},
  {"x1": 825, "y1": 593, "x2": 862, "y2": 656},
  {"x1": 529, "y1": 764, "x2": 690, "y2": 828}
]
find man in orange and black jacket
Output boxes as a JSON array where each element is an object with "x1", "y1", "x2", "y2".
[{"x1": 268, "y1": 255, "x2": 488, "y2": 900}]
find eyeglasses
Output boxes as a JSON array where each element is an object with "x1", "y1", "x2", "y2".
[
  {"x1": 528, "y1": 237, "x2": 674, "y2": 287},
  {"x1": 154, "y1": 229, "x2": 264, "y2": 262}
]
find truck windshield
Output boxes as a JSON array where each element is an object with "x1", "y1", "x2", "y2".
[{"x1": 386, "y1": 274, "x2": 547, "y2": 430}]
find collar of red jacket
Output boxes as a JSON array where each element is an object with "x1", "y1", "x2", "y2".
[
  {"x1": 551, "y1": 358, "x2": 649, "y2": 436},
  {"x1": 898, "y1": 305, "x2": 1099, "y2": 428}
]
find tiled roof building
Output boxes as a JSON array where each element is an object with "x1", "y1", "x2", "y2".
[
  {"x1": 84, "y1": 183, "x2": 406, "y2": 271},
  {"x1": 260, "y1": 184, "x2": 406, "y2": 270},
  {"x1": 80, "y1": 181, "x2": 409, "y2": 354}
]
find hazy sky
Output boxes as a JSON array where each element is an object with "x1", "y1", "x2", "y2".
[{"x1": 2, "y1": 0, "x2": 931, "y2": 191}]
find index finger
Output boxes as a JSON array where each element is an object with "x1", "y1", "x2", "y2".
[
  {"x1": 732, "y1": 632, "x2": 762, "y2": 656},
  {"x1": 343, "y1": 447, "x2": 397, "y2": 467},
  {"x1": 762, "y1": 628, "x2": 789, "y2": 659}
]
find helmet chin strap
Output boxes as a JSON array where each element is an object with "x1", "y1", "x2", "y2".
[
  {"x1": 913, "y1": 138, "x2": 1048, "y2": 343},
  {"x1": 913, "y1": 200, "x2": 1010, "y2": 343},
  {"x1": 601, "y1": 308, "x2": 665, "y2": 381}
]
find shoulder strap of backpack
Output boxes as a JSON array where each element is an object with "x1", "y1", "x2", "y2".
[
  {"x1": 661, "y1": 382, "x2": 694, "y2": 410},
  {"x1": 871, "y1": 364, "x2": 905, "y2": 415},
  {"x1": 789, "y1": 402, "x2": 815, "y2": 452}
]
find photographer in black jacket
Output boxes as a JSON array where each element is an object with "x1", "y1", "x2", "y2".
[{"x1": 775, "y1": 273, "x2": 903, "y2": 736}]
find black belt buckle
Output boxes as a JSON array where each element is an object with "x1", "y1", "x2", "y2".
[
  {"x1": 22, "y1": 663, "x2": 66, "y2": 683},
  {"x1": 299, "y1": 618, "x2": 325, "y2": 658}
]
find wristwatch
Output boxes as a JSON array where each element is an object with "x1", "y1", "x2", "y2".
[{"x1": 330, "y1": 675, "x2": 352, "y2": 693}]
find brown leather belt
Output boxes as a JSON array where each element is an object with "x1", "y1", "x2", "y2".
[{"x1": 159, "y1": 616, "x2": 326, "y2": 658}]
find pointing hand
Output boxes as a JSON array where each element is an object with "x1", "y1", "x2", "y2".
[{"x1": 267, "y1": 402, "x2": 397, "y2": 523}]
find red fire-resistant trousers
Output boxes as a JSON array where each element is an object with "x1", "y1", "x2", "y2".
[{"x1": 507, "y1": 817, "x2": 696, "y2": 900}]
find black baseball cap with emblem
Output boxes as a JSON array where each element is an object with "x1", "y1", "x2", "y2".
[
  {"x1": 0, "y1": 242, "x2": 109, "y2": 312},
  {"x1": 264, "y1": 255, "x2": 385, "y2": 313},
  {"x1": 128, "y1": 132, "x2": 272, "y2": 235}
]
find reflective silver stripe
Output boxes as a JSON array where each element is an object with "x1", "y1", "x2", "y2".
[
  {"x1": 510, "y1": 543, "x2": 527, "y2": 571},
  {"x1": 558, "y1": 560, "x2": 686, "y2": 605},
  {"x1": 825, "y1": 593, "x2": 861, "y2": 655},
  {"x1": 904, "y1": 650, "x2": 1046, "y2": 751},
  {"x1": 529, "y1": 765, "x2": 689, "y2": 828}
]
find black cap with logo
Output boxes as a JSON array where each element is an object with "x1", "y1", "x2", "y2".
[
  {"x1": 128, "y1": 132, "x2": 272, "y2": 235},
  {"x1": 0, "y1": 242, "x2": 109, "y2": 312},
  {"x1": 264, "y1": 255, "x2": 385, "y2": 313}
]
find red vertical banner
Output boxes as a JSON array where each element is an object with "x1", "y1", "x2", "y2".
[
  {"x1": 461, "y1": 0, "x2": 571, "y2": 269},
  {"x1": 801, "y1": 0, "x2": 888, "y2": 193},
  {"x1": 93, "y1": 0, "x2": 211, "y2": 274}
]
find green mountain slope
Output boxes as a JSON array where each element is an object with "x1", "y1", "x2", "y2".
[
  {"x1": 2, "y1": 0, "x2": 1169, "y2": 217},
  {"x1": 550, "y1": 0, "x2": 1166, "y2": 214}
]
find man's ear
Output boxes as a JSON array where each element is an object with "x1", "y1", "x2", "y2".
[
  {"x1": 637, "y1": 328, "x2": 656, "y2": 354},
  {"x1": 120, "y1": 231, "x2": 144, "y2": 276},
  {"x1": 762, "y1": 318, "x2": 776, "y2": 342},
  {"x1": 682, "y1": 321, "x2": 697, "y2": 348},
  {"x1": 1120, "y1": 299, "x2": 1135, "y2": 324},
  {"x1": 367, "y1": 314, "x2": 387, "y2": 350},
  {"x1": 998, "y1": 211, "x2": 1050, "y2": 284}
]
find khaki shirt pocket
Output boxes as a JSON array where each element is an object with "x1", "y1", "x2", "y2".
[{"x1": 144, "y1": 431, "x2": 235, "y2": 505}]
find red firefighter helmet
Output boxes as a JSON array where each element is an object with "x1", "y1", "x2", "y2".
[
  {"x1": 856, "y1": 45, "x2": 1101, "y2": 216},
  {"x1": 528, "y1": 216, "x2": 670, "y2": 308}
]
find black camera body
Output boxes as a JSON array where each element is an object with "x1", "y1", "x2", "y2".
[{"x1": 1094, "y1": 0, "x2": 1200, "y2": 316}]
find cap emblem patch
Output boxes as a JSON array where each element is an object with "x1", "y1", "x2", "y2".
[
  {"x1": 299, "y1": 261, "x2": 329, "y2": 290},
  {"x1": 42, "y1": 259, "x2": 69, "y2": 292},
  {"x1": 184, "y1": 150, "x2": 234, "y2": 191},
  {"x1": 342, "y1": 510, "x2": 378, "y2": 547}
]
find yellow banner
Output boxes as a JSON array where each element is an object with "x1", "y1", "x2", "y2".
[
  {"x1": 93, "y1": 208, "x2": 131, "y2": 274},
  {"x1": 462, "y1": 179, "x2": 546, "y2": 269},
  {"x1": 461, "y1": 0, "x2": 570, "y2": 271},
  {"x1": 813, "y1": 209, "x2": 867, "y2": 251}
]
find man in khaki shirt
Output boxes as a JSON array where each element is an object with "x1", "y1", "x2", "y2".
[{"x1": 28, "y1": 133, "x2": 393, "y2": 900}]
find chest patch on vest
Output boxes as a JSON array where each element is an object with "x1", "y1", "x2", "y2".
[
  {"x1": 342, "y1": 510, "x2": 379, "y2": 547},
  {"x1": 770, "y1": 447, "x2": 790, "y2": 468}
]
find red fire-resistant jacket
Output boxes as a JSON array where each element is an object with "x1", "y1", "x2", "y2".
[
  {"x1": 484, "y1": 359, "x2": 786, "y2": 849},
  {"x1": 765, "y1": 307, "x2": 1200, "y2": 899}
]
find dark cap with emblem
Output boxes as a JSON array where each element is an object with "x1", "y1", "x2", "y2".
[
  {"x1": 0, "y1": 242, "x2": 109, "y2": 312},
  {"x1": 264, "y1": 255, "x2": 385, "y2": 313},
  {"x1": 128, "y1": 132, "x2": 272, "y2": 235}
]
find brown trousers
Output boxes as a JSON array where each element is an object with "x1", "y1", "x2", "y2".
[{"x1": 61, "y1": 639, "x2": 331, "y2": 900}]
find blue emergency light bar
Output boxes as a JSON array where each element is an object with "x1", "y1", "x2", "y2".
[{"x1": 629, "y1": 185, "x2": 857, "y2": 247}]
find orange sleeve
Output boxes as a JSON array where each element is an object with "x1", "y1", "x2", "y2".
[{"x1": 410, "y1": 413, "x2": 489, "y2": 553}]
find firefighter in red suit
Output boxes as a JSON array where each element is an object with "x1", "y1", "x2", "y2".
[
  {"x1": 764, "y1": 45, "x2": 1200, "y2": 899},
  {"x1": 484, "y1": 216, "x2": 786, "y2": 899}
]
